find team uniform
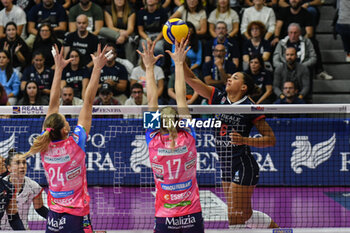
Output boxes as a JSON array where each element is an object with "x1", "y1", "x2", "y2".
[
  {"x1": 0, "y1": 175, "x2": 14, "y2": 229},
  {"x1": 146, "y1": 123, "x2": 204, "y2": 233},
  {"x1": 209, "y1": 87, "x2": 265, "y2": 186},
  {"x1": 41, "y1": 125, "x2": 92, "y2": 233},
  {"x1": 1, "y1": 176, "x2": 43, "y2": 230}
]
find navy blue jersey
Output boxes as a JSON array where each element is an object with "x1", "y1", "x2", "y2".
[
  {"x1": 242, "y1": 39, "x2": 272, "y2": 57},
  {"x1": 100, "y1": 62, "x2": 128, "y2": 95},
  {"x1": 136, "y1": 7, "x2": 168, "y2": 33},
  {"x1": 204, "y1": 38, "x2": 240, "y2": 61},
  {"x1": 0, "y1": 178, "x2": 14, "y2": 221},
  {"x1": 62, "y1": 67, "x2": 90, "y2": 99},
  {"x1": 22, "y1": 65, "x2": 54, "y2": 92},
  {"x1": 209, "y1": 87, "x2": 265, "y2": 157}
]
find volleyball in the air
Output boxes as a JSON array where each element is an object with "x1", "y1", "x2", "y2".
[{"x1": 162, "y1": 18, "x2": 189, "y2": 44}]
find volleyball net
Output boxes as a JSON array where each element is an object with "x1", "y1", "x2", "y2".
[{"x1": 0, "y1": 104, "x2": 349, "y2": 232}]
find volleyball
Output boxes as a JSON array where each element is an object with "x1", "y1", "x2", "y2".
[{"x1": 162, "y1": 18, "x2": 189, "y2": 44}]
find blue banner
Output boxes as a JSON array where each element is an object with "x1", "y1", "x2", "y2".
[{"x1": 0, "y1": 118, "x2": 349, "y2": 186}]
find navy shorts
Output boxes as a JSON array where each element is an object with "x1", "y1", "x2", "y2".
[
  {"x1": 46, "y1": 210, "x2": 93, "y2": 233},
  {"x1": 221, "y1": 152, "x2": 260, "y2": 186},
  {"x1": 154, "y1": 212, "x2": 204, "y2": 233}
]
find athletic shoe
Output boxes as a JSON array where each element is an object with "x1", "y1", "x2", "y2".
[{"x1": 316, "y1": 71, "x2": 333, "y2": 80}]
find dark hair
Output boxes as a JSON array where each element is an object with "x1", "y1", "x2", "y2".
[
  {"x1": 0, "y1": 50, "x2": 14, "y2": 81},
  {"x1": 249, "y1": 54, "x2": 265, "y2": 71},
  {"x1": 106, "y1": 42, "x2": 117, "y2": 52},
  {"x1": 184, "y1": 0, "x2": 203, "y2": 12},
  {"x1": 130, "y1": 82, "x2": 143, "y2": 92},
  {"x1": 247, "y1": 21, "x2": 266, "y2": 38},
  {"x1": 34, "y1": 23, "x2": 57, "y2": 44},
  {"x1": 5, "y1": 148, "x2": 21, "y2": 168},
  {"x1": 21, "y1": 81, "x2": 41, "y2": 104},
  {"x1": 242, "y1": 72, "x2": 260, "y2": 96},
  {"x1": 186, "y1": 21, "x2": 199, "y2": 53},
  {"x1": 5, "y1": 21, "x2": 18, "y2": 35},
  {"x1": 67, "y1": 48, "x2": 83, "y2": 69},
  {"x1": 32, "y1": 50, "x2": 45, "y2": 59}
]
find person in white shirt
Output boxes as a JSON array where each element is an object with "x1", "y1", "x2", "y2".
[
  {"x1": 1, "y1": 151, "x2": 48, "y2": 230},
  {"x1": 0, "y1": 0, "x2": 27, "y2": 39},
  {"x1": 124, "y1": 82, "x2": 147, "y2": 119},
  {"x1": 240, "y1": 0, "x2": 276, "y2": 40}
]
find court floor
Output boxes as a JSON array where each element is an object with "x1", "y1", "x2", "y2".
[{"x1": 26, "y1": 186, "x2": 350, "y2": 231}]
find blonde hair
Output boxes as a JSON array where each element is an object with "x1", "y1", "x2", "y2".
[
  {"x1": 111, "y1": 0, "x2": 131, "y2": 27},
  {"x1": 161, "y1": 107, "x2": 178, "y2": 149},
  {"x1": 216, "y1": 0, "x2": 230, "y2": 19},
  {"x1": 24, "y1": 113, "x2": 65, "y2": 157}
]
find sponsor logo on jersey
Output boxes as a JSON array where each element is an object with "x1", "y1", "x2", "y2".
[
  {"x1": 44, "y1": 155, "x2": 71, "y2": 164},
  {"x1": 165, "y1": 215, "x2": 196, "y2": 225},
  {"x1": 50, "y1": 190, "x2": 74, "y2": 198},
  {"x1": 151, "y1": 163, "x2": 164, "y2": 174},
  {"x1": 47, "y1": 216, "x2": 67, "y2": 229},
  {"x1": 155, "y1": 173, "x2": 164, "y2": 181},
  {"x1": 165, "y1": 191, "x2": 191, "y2": 201},
  {"x1": 52, "y1": 197, "x2": 74, "y2": 206},
  {"x1": 161, "y1": 180, "x2": 192, "y2": 191},
  {"x1": 185, "y1": 158, "x2": 196, "y2": 170},
  {"x1": 66, "y1": 166, "x2": 81, "y2": 180},
  {"x1": 158, "y1": 146, "x2": 188, "y2": 156}
]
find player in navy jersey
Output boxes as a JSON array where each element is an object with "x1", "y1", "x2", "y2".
[{"x1": 180, "y1": 39, "x2": 278, "y2": 229}]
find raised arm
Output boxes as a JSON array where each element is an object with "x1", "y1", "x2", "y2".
[
  {"x1": 46, "y1": 45, "x2": 73, "y2": 120},
  {"x1": 137, "y1": 41, "x2": 163, "y2": 112},
  {"x1": 77, "y1": 44, "x2": 108, "y2": 135},
  {"x1": 166, "y1": 39, "x2": 191, "y2": 118}
]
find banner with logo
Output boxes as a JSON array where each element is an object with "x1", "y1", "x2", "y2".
[{"x1": 0, "y1": 118, "x2": 349, "y2": 186}]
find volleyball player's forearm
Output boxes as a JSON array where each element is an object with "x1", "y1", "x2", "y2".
[
  {"x1": 145, "y1": 67, "x2": 157, "y2": 109},
  {"x1": 85, "y1": 69, "x2": 101, "y2": 105},
  {"x1": 50, "y1": 69, "x2": 63, "y2": 107},
  {"x1": 175, "y1": 62, "x2": 186, "y2": 104},
  {"x1": 243, "y1": 136, "x2": 276, "y2": 148}
]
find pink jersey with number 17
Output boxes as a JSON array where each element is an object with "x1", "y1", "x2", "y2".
[{"x1": 146, "y1": 126, "x2": 202, "y2": 218}]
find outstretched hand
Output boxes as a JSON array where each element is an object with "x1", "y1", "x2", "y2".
[
  {"x1": 136, "y1": 40, "x2": 163, "y2": 69},
  {"x1": 52, "y1": 44, "x2": 72, "y2": 70},
  {"x1": 90, "y1": 44, "x2": 108, "y2": 70},
  {"x1": 166, "y1": 38, "x2": 190, "y2": 64}
]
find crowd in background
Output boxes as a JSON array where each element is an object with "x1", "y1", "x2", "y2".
[{"x1": 0, "y1": 0, "x2": 349, "y2": 115}]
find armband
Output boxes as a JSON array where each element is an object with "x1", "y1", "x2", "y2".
[
  {"x1": 8, "y1": 213, "x2": 25, "y2": 230},
  {"x1": 35, "y1": 206, "x2": 49, "y2": 219}
]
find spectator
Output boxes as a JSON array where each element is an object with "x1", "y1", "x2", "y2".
[
  {"x1": 336, "y1": 0, "x2": 350, "y2": 62},
  {"x1": 21, "y1": 51, "x2": 53, "y2": 101},
  {"x1": 273, "y1": 23, "x2": 317, "y2": 69},
  {"x1": 0, "y1": 22, "x2": 29, "y2": 71},
  {"x1": 278, "y1": 0, "x2": 322, "y2": 27},
  {"x1": 0, "y1": 50, "x2": 19, "y2": 105},
  {"x1": 170, "y1": 0, "x2": 207, "y2": 38},
  {"x1": 272, "y1": 0, "x2": 332, "y2": 80},
  {"x1": 272, "y1": 0, "x2": 314, "y2": 44},
  {"x1": 68, "y1": 0, "x2": 104, "y2": 35},
  {"x1": 0, "y1": 0, "x2": 27, "y2": 39},
  {"x1": 273, "y1": 47, "x2": 310, "y2": 100},
  {"x1": 61, "y1": 49, "x2": 90, "y2": 100},
  {"x1": 14, "y1": 0, "x2": 40, "y2": 14},
  {"x1": 245, "y1": 0, "x2": 278, "y2": 10},
  {"x1": 60, "y1": 86, "x2": 83, "y2": 105},
  {"x1": 242, "y1": 21, "x2": 272, "y2": 71},
  {"x1": 202, "y1": 43, "x2": 237, "y2": 90},
  {"x1": 100, "y1": 43, "x2": 128, "y2": 104},
  {"x1": 245, "y1": 55, "x2": 273, "y2": 104},
  {"x1": 124, "y1": 82, "x2": 147, "y2": 119},
  {"x1": 32, "y1": 23, "x2": 62, "y2": 69},
  {"x1": 64, "y1": 14, "x2": 99, "y2": 68},
  {"x1": 137, "y1": 0, "x2": 167, "y2": 63},
  {"x1": 208, "y1": 0, "x2": 239, "y2": 38},
  {"x1": 241, "y1": 0, "x2": 276, "y2": 41},
  {"x1": 204, "y1": 21, "x2": 240, "y2": 68},
  {"x1": 171, "y1": 22, "x2": 201, "y2": 77},
  {"x1": 0, "y1": 83, "x2": 8, "y2": 105},
  {"x1": 274, "y1": 80, "x2": 305, "y2": 104},
  {"x1": 26, "y1": 0, "x2": 67, "y2": 47},
  {"x1": 16, "y1": 81, "x2": 48, "y2": 105},
  {"x1": 93, "y1": 83, "x2": 123, "y2": 118},
  {"x1": 130, "y1": 57, "x2": 164, "y2": 99},
  {"x1": 102, "y1": 0, "x2": 137, "y2": 64}
]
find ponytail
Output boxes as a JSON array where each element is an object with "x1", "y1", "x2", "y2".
[
  {"x1": 24, "y1": 113, "x2": 65, "y2": 157},
  {"x1": 161, "y1": 107, "x2": 178, "y2": 149}
]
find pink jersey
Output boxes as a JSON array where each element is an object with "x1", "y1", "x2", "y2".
[
  {"x1": 147, "y1": 128, "x2": 202, "y2": 217},
  {"x1": 41, "y1": 136, "x2": 90, "y2": 216}
]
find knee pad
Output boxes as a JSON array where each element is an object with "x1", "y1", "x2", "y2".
[{"x1": 245, "y1": 210, "x2": 272, "y2": 228}]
